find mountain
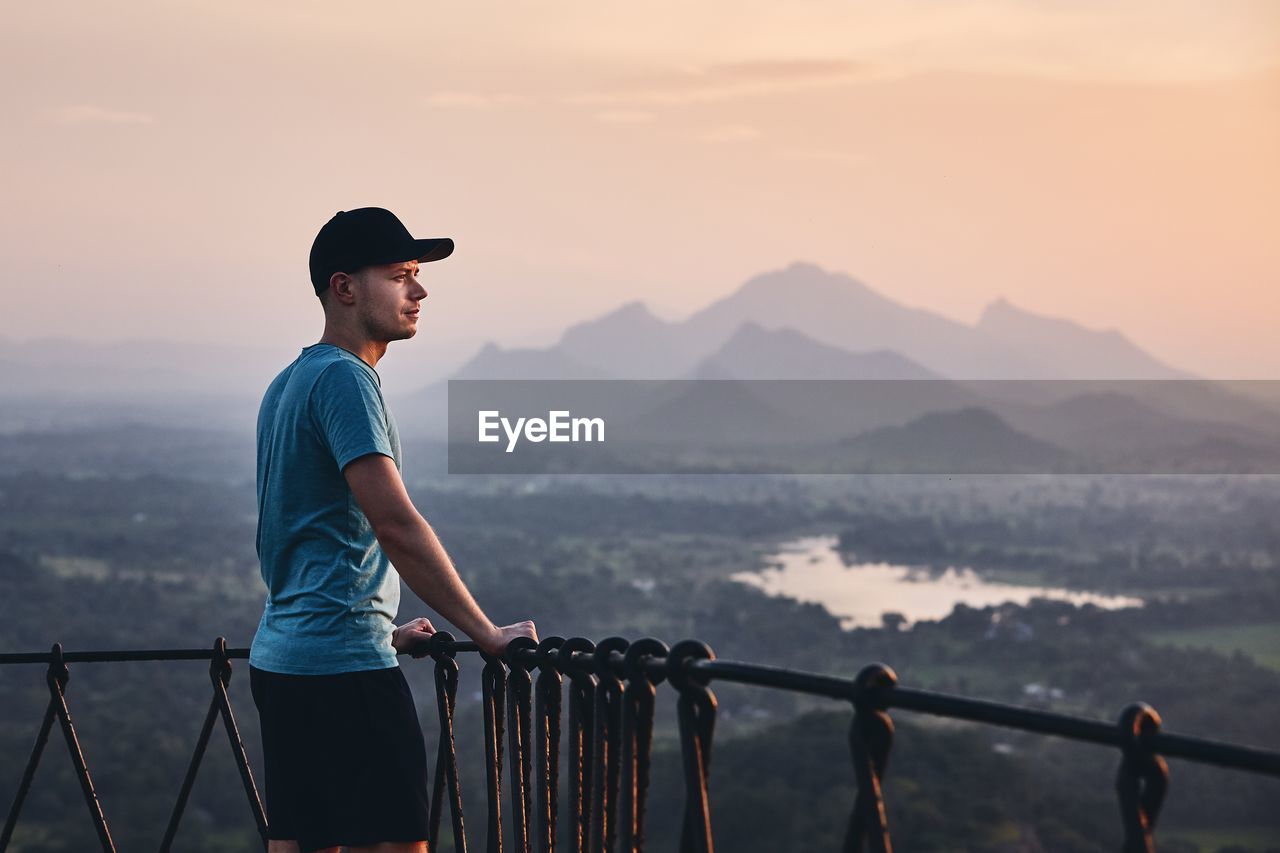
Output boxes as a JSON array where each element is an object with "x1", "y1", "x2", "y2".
[
  {"x1": 451, "y1": 342, "x2": 603, "y2": 380},
  {"x1": 976, "y1": 299, "x2": 1190, "y2": 380},
  {"x1": 620, "y1": 380, "x2": 814, "y2": 447},
  {"x1": 834, "y1": 407, "x2": 1076, "y2": 473},
  {"x1": 998, "y1": 391, "x2": 1181, "y2": 454},
  {"x1": 442, "y1": 262, "x2": 1190, "y2": 383},
  {"x1": 690, "y1": 323, "x2": 939, "y2": 380},
  {"x1": 448, "y1": 302, "x2": 695, "y2": 380},
  {"x1": 679, "y1": 263, "x2": 1024, "y2": 377},
  {"x1": 557, "y1": 302, "x2": 706, "y2": 378}
]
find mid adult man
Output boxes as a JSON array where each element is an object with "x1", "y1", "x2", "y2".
[{"x1": 250, "y1": 207, "x2": 537, "y2": 853}]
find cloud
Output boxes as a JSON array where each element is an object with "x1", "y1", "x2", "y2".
[
  {"x1": 696, "y1": 124, "x2": 760, "y2": 144},
  {"x1": 566, "y1": 59, "x2": 875, "y2": 106},
  {"x1": 41, "y1": 105, "x2": 156, "y2": 125}
]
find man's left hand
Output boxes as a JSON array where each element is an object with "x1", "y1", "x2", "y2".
[{"x1": 392, "y1": 617, "x2": 437, "y2": 658}]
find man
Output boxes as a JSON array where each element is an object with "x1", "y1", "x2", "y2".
[{"x1": 250, "y1": 207, "x2": 537, "y2": 853}]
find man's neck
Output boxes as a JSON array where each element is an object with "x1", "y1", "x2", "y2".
[{"x1": 317, "y1": 328, "x2": 388, "y2": 369}]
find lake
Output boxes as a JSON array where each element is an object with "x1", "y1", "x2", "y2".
[{"x1": 732, "y1": 535, "x2": 1143, "y2": 628}]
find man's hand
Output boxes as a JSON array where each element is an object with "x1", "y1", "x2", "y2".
[
  {"x1": 392, "y1": 616, "x2": 437, "y2": 658},
  {"x1": 477, "y1": 621, "x2": 539, "y2": 658}
]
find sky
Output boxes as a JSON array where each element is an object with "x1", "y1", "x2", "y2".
[{"x1": 2, "y1": 1, "x2": 1278, "y2": 379}]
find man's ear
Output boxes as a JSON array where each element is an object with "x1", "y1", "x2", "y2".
[{"x1": 328, "y1": 272, "x2": 359, "y2": 306}]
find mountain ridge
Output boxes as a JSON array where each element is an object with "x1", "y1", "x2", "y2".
[{"x1": 448, "y1": 261, "x2": 1191, "y2": 383}]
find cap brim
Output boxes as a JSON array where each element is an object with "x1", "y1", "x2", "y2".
[{"x1": 414, "y1": 237, "x2": 454, "y2": 263}]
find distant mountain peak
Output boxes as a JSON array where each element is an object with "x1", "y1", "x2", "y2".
[
  {"x1": 983, "y1": 296, "x2": 1014, "y2": 314},
  {"x1": 554, "y1": 297, "x2": 696, "y2": 378},
  {"x1": 723, "y1": 320, "x2": 767, "y2": 340},
  {"x1": 606, "y1": 300, "x2": 659, "y2": 320},
  {"x1": 735, "y1": 262, "x2": 874, "y2": 299},
  {"x1": 689, "y1": 266, "x2": 897, "y2": 355},
  {"x1": 783, "y1": 260, "x2": 827, "y2": 275},
  {"x1": 559, "y1": 300, "x2": 665, "y2": 343},
  {"x1": 979, "y1": 297, "x2": 1123, "y2": 341}
]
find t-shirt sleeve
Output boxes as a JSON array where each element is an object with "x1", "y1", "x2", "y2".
[{"x1": 309, "y1": 361, "x2": 395, "y2": 471}]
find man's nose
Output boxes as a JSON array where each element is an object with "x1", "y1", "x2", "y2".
[{"x1": 410, "y1": 281, "x2": 428, "y2": 300}]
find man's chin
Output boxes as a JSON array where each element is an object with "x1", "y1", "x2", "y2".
[
  {"x1": 385, "y1": 324, "x2": 418, "y2": 342},
  {"x1": 374, "y1": 334, "x2": 412, "y2": 348}
]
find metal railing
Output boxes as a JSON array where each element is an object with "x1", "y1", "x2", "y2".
[{"x1": 2, "y1": 635, "x2": 1279, "y2": 853}]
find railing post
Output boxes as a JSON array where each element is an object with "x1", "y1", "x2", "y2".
[
  {"x1": 667, "y1": 640, "x2": 717, "y2": 853},
  {"x1": 1, "y1": 663, "x2": 59, "y2": 850},
  {"x1": 506, "y1": 637, "x2": 539, "y2": 853},
  {"x1": 1116, "y1": 703, "x2": 1169, "y2": 853},
  {"x1": 46, "y1": 643, "x2": 118, "y2": 852},
  {"x1": 161, "y1": 637, "x2": 266, "y2": 852},
  {"x1": 481, "y1": 648, "x2": 509, "y2": 853},
  {"x1": 428, "y1": 632, "x2": 468, "y2": 853},
  {"x1": 618, "y1": 638, "x2": 668, "y2": 853},
  {"x1": 160, "y1": 696, "x2": 220, "y2": 852},
  {"x1": 205, "y1": 637, "x2": 268, "y2": 846},
  {"x1": 560, "y1": 637, "x2": 597, "y2": 853},
  {"x1": 589, "y1": 637, "x2": 629, "y2": 853},
  {"x1": 845, "y1": 663, "x2": 897, "y2": 853},
  {"x1": 534, "y1": 637, "x2": 566, "y2": 853}
]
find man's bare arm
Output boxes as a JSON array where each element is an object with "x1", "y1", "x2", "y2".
[{"x1": 343, "y1": 453, "x2": 536, "y2": 656}]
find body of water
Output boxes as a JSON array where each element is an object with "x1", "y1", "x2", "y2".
[{"x1": 732, "y1": 535, "x2": 1143, "y2": 628}]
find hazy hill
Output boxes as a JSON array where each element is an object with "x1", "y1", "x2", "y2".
[
  {"x1": 976, "y1": 298, "x2": 1189, "y2": 380},
  {"x1": 451, "y1": 342, "x2": 603, "y2": 380},
  {"x1": 446, "y1": 262, "x2": 1190, "y2": 382},
  {"x1": 680, "y1": 263, "x2": 1020, "y2": 377},
  {"x1": 557, "y1": 301, "x2": 706, "y2": 378},
  {"x1": 621, "y1": 380, "x2": 813, "y2": 448},
  {"x1": 0, "y1": 338, "x2": 292, "y2": 397},
  {"x1": 834, "y1": 407, "x2": 1076, "y2": 473},
  {"x1": 689, "y1": 323, "x2": 939, "y2": 380},
  {"x1": 995, "y1": 390, "x2": 1266, "y2": 456}
]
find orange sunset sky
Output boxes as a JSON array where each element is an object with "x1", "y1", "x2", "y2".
[{"x1": 2, "y1": 1, "x2": 1278, "y2": 380}]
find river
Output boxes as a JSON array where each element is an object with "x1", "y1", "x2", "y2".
[{"x1": 732, "y1": 535, "x2": 1142, "y2": 629}]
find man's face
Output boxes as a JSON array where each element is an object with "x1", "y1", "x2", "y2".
[{"x1": 353, "y1": 260, "x2": 428, "y2": 342}]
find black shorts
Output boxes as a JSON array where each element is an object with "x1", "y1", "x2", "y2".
[{"x1": 249, "y1": 664, "x2": 431, "y2": 852}]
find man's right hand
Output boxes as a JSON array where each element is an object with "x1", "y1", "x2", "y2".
[{"x1": 477, "y1": 621, "x2": 538, "y2": 658}]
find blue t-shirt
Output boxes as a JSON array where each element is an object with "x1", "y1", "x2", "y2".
[{"x1": 250, "y1": 343, "x2": 403, "y2": 675}]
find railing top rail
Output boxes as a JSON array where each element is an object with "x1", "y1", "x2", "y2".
[
  {"x1": 0, "y1": 648, "x2": 253, "y2": 665},
  {"x1": 4, "y1": 639, "x2": 1276, "y2": 778}
]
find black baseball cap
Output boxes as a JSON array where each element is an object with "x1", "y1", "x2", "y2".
[{"x1": 309, "y1": 207, "x2": 454, "y2": 294}]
